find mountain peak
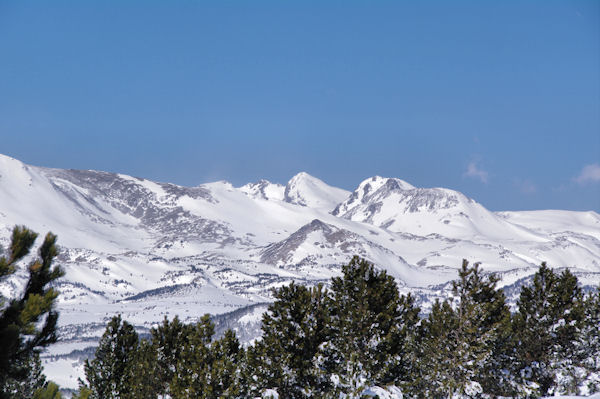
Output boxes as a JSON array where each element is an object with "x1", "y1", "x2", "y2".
[
  {"x1": 283, "y1": 172, "x2": 350, "y2": 210},
  {"x1": 0, "y1": 153, "x2": 18, "y2": 162},
  {"x1": 332, "y1": 176, "x2": 414, "y2": 216},
  {"x1": 0, "y1": 153, "x2": 34, "y2": 187},
  {"x1": 287, "y1": 171, "x2": 319, "y2": 183},
  {"x1": 239, "y1": 179, "x2": 285, "y2": 201},
  {"x1": 365, "y1": 176, "x2": 414, "y2": 191},
  {"x1": 0, "y1": 153, "x2": 26, "y2": 171}
]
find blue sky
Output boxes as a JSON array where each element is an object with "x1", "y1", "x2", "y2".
[{"x1": 0, "y1": 1, "x2": 599, "y2": 211}]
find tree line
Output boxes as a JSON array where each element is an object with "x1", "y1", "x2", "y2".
[
  {"x1": 76, "y1": 257, "x2": 600, "y2": 398},
  {"x1": 1, "y1": 226, "x2": 598, "y2": 398}
]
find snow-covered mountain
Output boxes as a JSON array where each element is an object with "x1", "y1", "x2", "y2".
[
  {"x1": 333, "y1": 175, "x2": 544, "y2": 241},
  {"x1": 1, "y1": 153, "x2": 599, "y2": 389}
]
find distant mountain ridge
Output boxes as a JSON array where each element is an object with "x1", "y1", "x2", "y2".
[{"x1": 0, "y1": 153, "x2": 599, "y2": 389}]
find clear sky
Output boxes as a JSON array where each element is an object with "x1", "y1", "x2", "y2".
[{"x1": 1, "y1": 1, "x2": 599, "y2": 211}]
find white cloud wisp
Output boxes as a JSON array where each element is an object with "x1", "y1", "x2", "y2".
[
  {"x1": 464, "y1": 161, "x2": 489, "y2": 183},
  {"x1": 574, "y1": 163, "x2": 600, "y2": 185}
]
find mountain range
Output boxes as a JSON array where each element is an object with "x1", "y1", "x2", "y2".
[{"x1": 0, "y1": 153, "x2": 599, "y2": 389}]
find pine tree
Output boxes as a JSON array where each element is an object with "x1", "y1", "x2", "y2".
[
  {"x1": 168, "y1": 314, "x2": 241, "y2": 398},
  {"x1": 169, "y1": 315, "x2": 213, "y2": 398},
  {"x1": 248, "y1": 282, "x2": 331, "y2": 398},
  {"x1": 409, "y1": 299, "x2": 459, "y2": 398},
  {"x1": 127, "y1": 338, "x2": 160, "y2": 399},
  {"x1": 548, "y1": 269, "x2": 586, "y2": 394},
  {"x1": 552, "y1": 284, "x2": 600, "y2": 395},
  {"x1": 453, "y1": 260, "x2": 513, "y2": 396},
  {"x1": 407, "y1": 260, "x2": 514, "y2": 398},
  {"x1": 3, "y1": 352, "x2": 47, "y2": 398},
  {"x1": 81, "y1": 315, "x2": 139, "y2": 399},
  {"x1": 150, "y1": 315, "x2": 189, "y2": 397},
  {"x1": 513, "y1": 264, "x2": 586, "y2": 395},
  {"x1": 450, "y1": 260, "x2": 495, "y2": 396},
  {"x1": 577, "y1": 286, "x2": 600, "y2": 393},
  {"x1": 0, "y1": 226, "x2": 64, "y2": 399},
  {"x1": 323, "y1": 256, "x2": 417, "y2": 397},
  {"x1": 386, "y1": 293, "x2": 420, "y2": 388},
  {"x1": 513, "y1": 263, "x2": 557, "y2": 394},
  {"x1": 206, "y1": 329, "x2": 243, "y2": 397}
]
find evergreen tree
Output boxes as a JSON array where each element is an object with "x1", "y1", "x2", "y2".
[
  {"x1": 169, "y1": 314, "x2": 242, "y2": 399},
  {"x1": 452, "y1": 260, "x2": 513, "y2": 396},
  {"x1": 513, "y1": 263, "x2": 557, "y2": 394},
  {"x1": 562, "y1": 285, "x2": 600, "y2": 394},
  {"x1": 386, "y1": 293, "x2": 420, "y2": 389},
  {"x1": 81, "y1": 315, "x2": 139, "y2": 399},
  {"x1": 407, "y1": 260, "x2": 516, "y2": 398},
  {"x1": 2, "y1": 352, "x2": 46, "y2": 398},
  {"x1": 579, "y1": 286, "x2": 600, "y2": 393},
  {"x1": 248, "y1": 282, "x2": 331, "y2": 398},
  {"x1": 206, "y1": 329, "x2": 243, "y2": 397},
  {"x1": 513, "y1": 264, "x2": 586, "y2": 395},
  {"x1": 548, "y1": 269, "x2": 586, "y2": 394},
  {"x1": 0, "y1": 226, "x2": 64, "y2": 399},
  {"x1": 324, "y1": 256, "x2": 418, "y2": 397},
  {"x1": 409, "y1": 299, "x2": 459, "y2": 398},
  {"x1": 449, "y1": 260, "x2": 494, "y2": 396},
  {"x1": 127, "y1": 339, "x2": 160, "y2": 399},
  {"x1": 169, "y1": 315, "x2": 213, "y2": 398},
  {"x1": 150, "y1": 315, "x2": 189, "y2": 397}
]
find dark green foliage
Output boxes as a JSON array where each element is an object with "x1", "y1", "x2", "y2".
[
  {"x1": 127, "y1": 339, "x2": 160, "y2": 399},
  {"x1": 449, "y1": 260, "x2": 500, "y2": 393},
  {"x1": 82, "y1": 315, "x2": 139, "y2": 399},
  {"x1": 407, "y1": 260, "x2": 516, "y2": 398},
  {"x1": 81, "y1": 313, "x2": 243, "y2": 399},
  {"x1": 32, "y1": 382, "x2": 62, "y2": 399},
  {"x1": 169, "y1": 314, "x2": 243, "y2": 399},
  {"x1": 0, "y1": 226, "x2": 64, "y2": 399},
  {"x1": 169, "y1": 315, "x2": 214, "y2": 397},
  {"x1": 513, "y1": 264, "x2": 587, "y2": 395},
  {"x1": 553, "y1": 284, "x2": 600, "y2": 395},
  {"x1": 2, "y1": 352, "x2": 46, "y2": 398},
  {"x1": 409, "y1": 299, "x2": 459, "y2": 397},
  {"x1": 513, "y1": 263, "x2": 557, "y2": 393},
  {"x1": 206, "y1": 329, "x2": 243, "y2": 397},
  {"x1": 452, "y1": 260, "x2": 513, "y2": 396},
  {"x1": 578, "y1": 286, "x2": 600, "y2": 393},
  {"x1": 150, "y1": 315, "x2": 188, "y2": 396},
  {"x1": 324, "y1": 256, "x2": 419, "y2": 396},
  {"x1": 248, "y1": 282, "x2": 331, "y2": 398},
  {"x1": 548, "y1": 269, "x2": 587, "y2": 394},
  {"x1": 72, "y1": 387, "x2": 92, "y2": 399},
  {"x1": 79, "y1": 316, "x2": 164, "y2": 398},
  {"x1": 384, "y1": 293, "x2": 421, "y2": 389}
]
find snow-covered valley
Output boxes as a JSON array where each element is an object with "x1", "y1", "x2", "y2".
[{"x1": 0, "y1": 153, "x2": 599, "y2": 389}]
